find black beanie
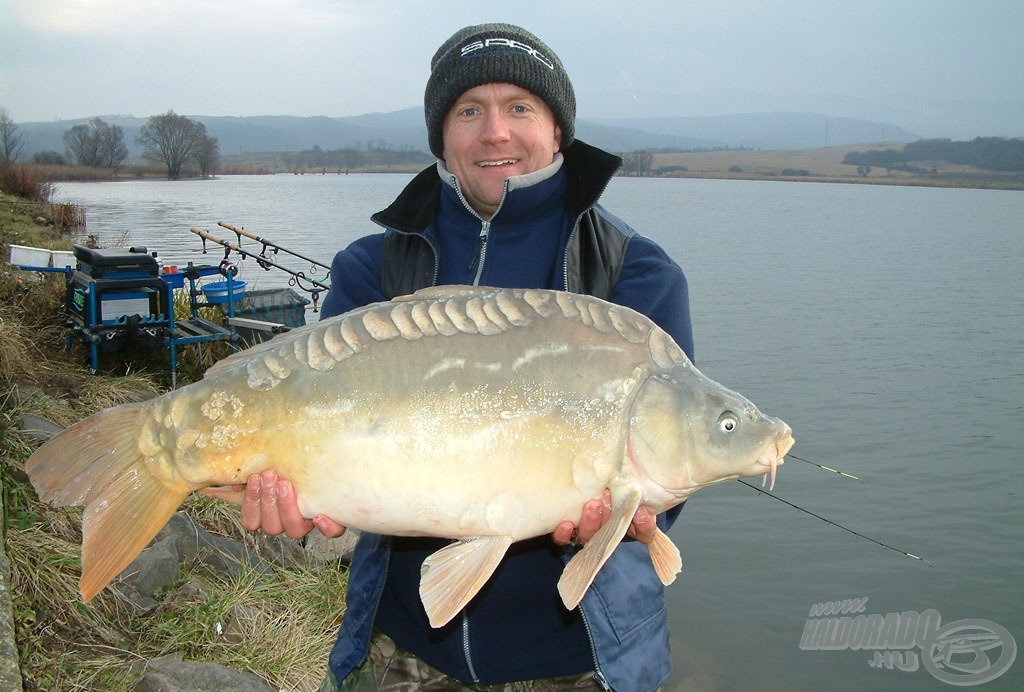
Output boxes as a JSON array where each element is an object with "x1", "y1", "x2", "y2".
[{"x1": 424, "y1": 23, "x2": 576, "y2": 159}]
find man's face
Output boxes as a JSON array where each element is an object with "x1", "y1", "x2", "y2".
[{"x1": 442, "y1": 82, "x2": 562, "y2": 219}]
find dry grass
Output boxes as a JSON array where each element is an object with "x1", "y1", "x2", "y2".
[
  {"x1": 0, "y1": 189, "x2": 349, "y2": 690},
  {"x1": 651, "y1": 143, "x2": 1024, "y2": 189},
  {"x1": 4, "y1": 494, "x2": 348, "y2": 691},
  {"x1": 654, "y1": 143, "x2": 913, "y2": 179}
]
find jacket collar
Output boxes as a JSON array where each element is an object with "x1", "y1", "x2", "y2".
[{"x1": 371, "y1": 139, "x2": 622, "y2": 235}]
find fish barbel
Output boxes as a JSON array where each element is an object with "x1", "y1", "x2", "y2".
[{"x1": 26, "y1": 286, "x2": 793, "y2": 627}]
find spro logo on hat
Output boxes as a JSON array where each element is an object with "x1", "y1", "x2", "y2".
[{"x1": 460, "y1": 37, "x2": 556, "y2": 71}]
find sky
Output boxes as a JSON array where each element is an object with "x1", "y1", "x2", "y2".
[{"x1": 2, "y1": 0, "x2": 1023, "y2": 139}]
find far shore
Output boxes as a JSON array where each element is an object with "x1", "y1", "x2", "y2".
[{"x1": 41, "y1": 142, "x2": 1024, "y2": 192}]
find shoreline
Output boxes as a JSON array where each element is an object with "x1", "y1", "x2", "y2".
[{"x1": 53, "y1": 169, "x2": 1024, "y2": 192}]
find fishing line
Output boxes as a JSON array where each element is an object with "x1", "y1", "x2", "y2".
[
  {"x1": 737, "y1": 480, "x2": 932, "y2": 566},
  {"x1": 786, "y1": 454, "x2": 861, "y2": 481}
]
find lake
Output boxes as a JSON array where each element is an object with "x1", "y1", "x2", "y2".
[{"x1": 55, "y1": 174, "x2": 1024, "y2": 691}]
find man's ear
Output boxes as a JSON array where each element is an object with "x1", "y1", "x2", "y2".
[{"x1": 553, "y1": 124, "x2": 562, "y2": 153}]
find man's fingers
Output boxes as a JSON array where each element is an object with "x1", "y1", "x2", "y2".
[
  {"x1": 277, "y1": 479, "x2": 315, "y2": 539},
  {"x1": 575, "y1": 499, "x2": 605, "y2": 544},
  {"x1": 627, "y1": 507, "x2": 657, "y2": 544},
  {"x1": 239, "y1": 474, "x2": 263, "y2": 531},
  {"x1": 257, "y1": 470, "x2": 285, "y2": 536},
  {"x1": 313, "y1": 515, "x2": 348, "y2": 538},
  {"x1": 200, "y1": 484, "x2": 246, "y2": 505},
  {"x1": 552, "y1": 520, "x2": 576, "y2": 546}
]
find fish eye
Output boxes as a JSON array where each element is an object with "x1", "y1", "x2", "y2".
[{"x1": 717, "y1": 412, "x2": 739, "y2": 433}]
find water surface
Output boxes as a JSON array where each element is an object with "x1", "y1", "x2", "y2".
[{"x1": 56, "y1": 175, "x2": 1024, "y2": 691}]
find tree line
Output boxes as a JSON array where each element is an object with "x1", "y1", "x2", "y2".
[
  {"x1": 283, "y1": 143, "x2": 430, "y2": 172},
  {"x1": 843, "y1": 137, "x2": 1024, "y2": 173},
  {"x1": 1, "y1": 107, "x2": 220, "y2": 179}
]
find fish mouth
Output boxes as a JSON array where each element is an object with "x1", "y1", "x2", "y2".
[{"x1": 756, "y1": 432, "x2": 795, "y2": 491}]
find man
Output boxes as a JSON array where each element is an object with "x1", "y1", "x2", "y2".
[{"x1": 236, "y1": 23, "x2": 693, "y2": 691}]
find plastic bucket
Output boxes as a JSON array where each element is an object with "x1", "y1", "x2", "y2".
[{"x1": 202, "y1": 279, "x2": 247, "y2": 304}]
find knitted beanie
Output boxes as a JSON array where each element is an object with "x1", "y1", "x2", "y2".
[{"x1": 424, "y1": 23, "x2": 576, "y2": 159}]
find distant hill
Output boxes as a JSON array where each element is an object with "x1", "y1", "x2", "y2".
[
  {"x1": 589, "y1": 113, "x2": 918, "y2": 150},
  {"x1": 16, "y1": 110, "x2": 919, "y2": 160}
]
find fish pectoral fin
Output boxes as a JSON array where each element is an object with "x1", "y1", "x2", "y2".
[
  {"x1": 419, "y1": 535, "x2": 514, "y2": 628},
  {"x1": 647, "y1": 527, "x2": 682, "y2": 585},
  {"x1": 557, "y1": 485, "x2": 642, "y2": 611}
]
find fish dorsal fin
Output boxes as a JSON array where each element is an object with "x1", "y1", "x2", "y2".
[
  {"x1": 202, "y1": 319, "x2": 319, "y2": 380},
  {"x1": 395, "y1": 285, "x2": 497, "y2": 302},
  {"x1": 647, "y1": 526, "x2": 682, "y2": 585},
  {"x1": 419, "y1": 535, "x2": 514, "y2": 628},
  {"x1": 557, "y1": 484, "x2": 642, "y2": 611}
]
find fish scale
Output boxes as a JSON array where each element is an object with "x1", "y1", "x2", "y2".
[{"x1": 25, "y1": 285, "x2": 793, "y2": 628}]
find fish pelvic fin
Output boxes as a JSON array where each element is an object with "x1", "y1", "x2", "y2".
[
  {"x1": 647, "y1": 527, "x2": 682, "y2": 585},
  {"x1": 419, "y1": 535, "x2": 514, "y2": 628},
  {"x1": 557, "y1": 485, "x2": 642, "y2": 611},
  {"x1": 25, "y1": 402, "x2": 193, "y2": 601}
]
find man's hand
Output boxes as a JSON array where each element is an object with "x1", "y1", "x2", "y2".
[
  {"x1": 201, "y1": 470, "x2": 347, "y2": 540},
  {"x1": 551, "y1": 489, "x2": 659, "y2": 546}
]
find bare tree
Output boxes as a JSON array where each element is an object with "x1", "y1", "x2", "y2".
[
  {"x1": 194, "y1": 134, "x2": 220, "y2": 178},
  {"x1": 136, "y1": 111, "x2": 207, "y2": 179},
  {"x1": 64, "y1": 118, "x2": 128, "y2": 169},
  {"x1": 0, "y1": 107, "x2": 24, "y2": 163},
  {"x1": 622, "y1": 150, "x2": 655, "y2": 177}
]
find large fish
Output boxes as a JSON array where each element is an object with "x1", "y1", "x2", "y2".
[{"x1": 27, "y1": 286, "x2": 793, "y2": 627}]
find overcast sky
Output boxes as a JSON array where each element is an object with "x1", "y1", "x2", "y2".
[{"x1": 2, "y1": 0, "x2": 1022, "y2": 139}]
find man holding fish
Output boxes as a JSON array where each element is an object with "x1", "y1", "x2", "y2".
[
  {"x1": 247, "y1": 23, "x2": 693, "y2": 691},
  {"x1": 26, "y1": 19, "x2": 793, "y2": 691}
]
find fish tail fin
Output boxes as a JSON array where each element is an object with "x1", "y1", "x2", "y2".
[{"x1": 25, "y1": 402, "x2": 193, "y2": 601}]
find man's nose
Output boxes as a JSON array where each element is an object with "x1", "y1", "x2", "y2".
[{"x1": 480, "y1": 111, "x2": 511, "y2": 143}]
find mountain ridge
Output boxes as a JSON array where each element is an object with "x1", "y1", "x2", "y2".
[{"x1": 16, "y1": 109, "x2": 920, "y2": 159}]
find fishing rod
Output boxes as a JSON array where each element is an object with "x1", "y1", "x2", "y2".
[
  {"x1": 190, "y1": 227, "x2": 330, "y2": 310},
  {"x1": 787, "y1": 453, "x2": 861, "y2": 481},
  {"x1": 738, "y1": 477, "x2": 931, "y2": 566},
  {"x1": 217, "y1": 221, "x2": 331, "y2": 275}
]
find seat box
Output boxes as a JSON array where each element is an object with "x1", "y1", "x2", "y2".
[
  {"x1": 73, "y1": 245, "x2": 159, "y2": 279},
  {"x1": 66, "y1": 272, "x2": 167, "y2": 326}
]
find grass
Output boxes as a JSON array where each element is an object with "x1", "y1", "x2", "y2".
[
  {"x1": 650, "y1": 144, "x2": 1024, "y2": 189},
  {"x1": 0, "y1": 189, "x2": 349, "y2": 691}
]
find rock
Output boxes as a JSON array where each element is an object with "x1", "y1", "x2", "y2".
[
  {"x1": 18, "y1": 413, "x2": 63, "y2": 444},
  {"x1": 1, "y1": 495, "x2": 24, "y2": 692},
  {"x1": 115, "y1": 513, "x2": 275, "y2": 609},
  {"x1": 115, "y1": 536, "x2": 180, "y2": 611},
  {"x1": 133, "y1": 653, "x2": 275, "y2": 691},
  {"x1": 253, "y1": 532, "x2": 306, "y2": 569},
  {"x1": 305, "y1": 529, "x2": 360, "y2": 564}
]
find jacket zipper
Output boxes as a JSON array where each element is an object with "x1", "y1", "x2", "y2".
[
  {"x1": 468, "y1": 220, "x2": 490, "y2": 285},
  {"x1": 450, "y1": 173, "x2": 507, "y2": 286},
  {"x1": 461, "y1": 612, "x2": 480, "y2": 683},
  {"x1": 561, "y1": 174, "x2": 616, "y2": 291},
  {"x1": 578, "y1": 600, "x2": 613, "y2": 691}
]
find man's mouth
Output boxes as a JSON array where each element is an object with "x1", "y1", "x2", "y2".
[{"x1": 477, "y1": 159, "x2": 518, "y2": 167}]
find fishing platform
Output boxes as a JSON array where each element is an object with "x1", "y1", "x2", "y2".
[{"x1": 8, "y1": 221, "x2": 327, "y2": 385}]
